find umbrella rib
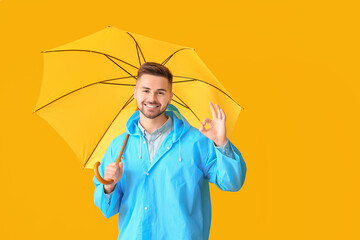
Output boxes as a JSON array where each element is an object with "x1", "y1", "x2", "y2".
[
  {"x1": 172, "y1": 92, "x2": 200, "y2": 122},
  {"x1": 161, "y1": 48, "x2": 193, "y2": 66},
  {"x1": 129, "y1": 33, "x2": 141, "y2": 66},
  {"x1": 34, "y1": 77, "x2": 134, "y2": 112},
  {"x1": 127, "y1": 32, "x2": 147, "y2": 64},
  {"x1": 101, "y1": 76, "x2": 134, "y2": 81},
  {"x1": 135, "y1": 43, "x2": 142, "y2": 66},
  {"x1": 104, "y1": 55, "x2": 137, "y2": 80},
  {"x1": 101, "y1": 83, "x2": 135, "y2": 86},
  {"x1": 173, "y1": 76, "x2": 243, "y2": 109},
  {"x1": 122, "y1": 95, "x2": 135, "y2": 109},
  {"x1": 171, "y1": 99, "x2": 188, "y2": 108},
  {"x1": 42, "y1": 49, "x2": 139, "y2": 70},
  {"x1": 82, "y1": 95, "x2": 135, "y2": 169}
]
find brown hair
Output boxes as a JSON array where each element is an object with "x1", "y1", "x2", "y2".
[{"x1": 137, "y1": 62, "x2": 173, "y2": 84}]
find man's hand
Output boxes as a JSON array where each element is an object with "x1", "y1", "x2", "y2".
[
  {"x1": 104, "y1": 162, "x2": 123, "y2": 194},
  {"x1": 199, "y1": 102, "x2": 227, "y2": 146}
]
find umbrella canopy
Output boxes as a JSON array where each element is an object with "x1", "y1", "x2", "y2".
[{"x1": 34, "y1": 26, "x2": 243, "y2": 169}]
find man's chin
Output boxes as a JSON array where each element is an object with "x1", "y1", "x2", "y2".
[
  {"x1": 139, "y1": 109, "x2": 165, "y2": 120},
  {"x1": 144, "y1": 113, "x2": 160, "y2": 119}
]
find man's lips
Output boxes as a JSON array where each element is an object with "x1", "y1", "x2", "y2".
[{"x1": 144, "y1": 103, "x2": 159, "y2": 109}]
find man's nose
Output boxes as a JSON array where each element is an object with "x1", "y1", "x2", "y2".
[{"x1": 149, "y1": 92, "x2": 156, "y2": 102}]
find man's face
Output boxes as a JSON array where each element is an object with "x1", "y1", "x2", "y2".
[{"x1": 134, "y1": 74, "x2": 173, "y2": 120}]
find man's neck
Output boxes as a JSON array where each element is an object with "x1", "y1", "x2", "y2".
[{"x1": 139, "y1": 113, "x2": 169, "y2": 135}]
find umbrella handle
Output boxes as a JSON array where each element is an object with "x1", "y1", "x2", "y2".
[
  {"x1": 94, "y1": 133, "x2": 130, "y2": 185},
  {"x1": 94, "y1": 162, "x2": 114, "y2": 185}
]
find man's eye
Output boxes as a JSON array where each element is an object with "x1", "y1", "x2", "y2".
[
  {"x1": 158, "y1": 92, "x2": 164, "y2": 95},
  {"x1": 143, "y1": 90, "x2": 149, "y2": 93}
]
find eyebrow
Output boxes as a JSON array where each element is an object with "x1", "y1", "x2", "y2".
[{"x1": 140, "y1": 87, "x2": 167, "y2": 92}]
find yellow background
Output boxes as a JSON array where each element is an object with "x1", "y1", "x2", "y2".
[{"x1": 1, "y1": 0, "x2": 359, "y2": 239}]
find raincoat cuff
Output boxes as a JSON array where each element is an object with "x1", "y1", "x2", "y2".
[
  {"x1": 214, "y1": 139, "x2": 235, "y2": 159},
  {"x1": 103, "y1": 186, "x2": 113, "y2": 204},
  {"x1": 214, "y1": 139, "x2": 228, "y2": 148}
]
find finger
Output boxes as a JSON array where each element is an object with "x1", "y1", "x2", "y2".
[
  {"x1": 109, "y1": 162, "x2": 118, "y2": 168},
  {"x1": 119, "y1": 162, "x2": 123, "y2": 172},
  {"x1": 105, "y1": 165, "x2": 113, "y2": 172},
  {"x1": 105, "y1": 169, "x2": 114, "y2": 178},
  {"x1": 109, "y1": 165, "x2": 119, "y2": 171},
  {"x1": 202, "y1": 118, "x2": 212, "y2": 126},
  {"x1": 107, "y1": 164, "x2": 119, "y2": 173},
  {"x1": 220, "y1": 108, "x2": 226, "y2": 120},
  {"x1": 209, "y1": 102, "x2": 217, "y2": 119},
  {"x1": 199, "y1": 123, "x2": 208, "y2": 134},
  {"x1": 215, "y1": 104, "x2": 221, "y2": 119},
  {"x1": 119, "y1": 162, "x2": 123, "y2": 174},
  {"x1": 199, "y1": 123, "x2": 205, "y2": 133},
  {"x1": 199, "y1": 121, "x2": 210, "y2": 132},
  {"x1": 107, "y1": 167, "x2": 116, "y2": 174}
]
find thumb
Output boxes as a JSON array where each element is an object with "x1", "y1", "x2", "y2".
[
  {"x1": 199, "y1": 123, "x2": 205, "y2": 133},
  {"x1": 199, "y1": 123, "x2": 208, "y2": 136},
  {"x1": 119, "y1": 162, "x2": 123, "y2": 169}
]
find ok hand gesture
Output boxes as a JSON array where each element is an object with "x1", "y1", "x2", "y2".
[{"x1": 199, "y1": 102, "x2": 228, "y2": 146}]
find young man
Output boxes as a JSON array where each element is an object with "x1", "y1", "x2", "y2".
[{"x1": 93, "y1": 62, "x2": 246, "y2": 240}]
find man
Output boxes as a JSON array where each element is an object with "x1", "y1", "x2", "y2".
[{"x1": 93, "y1": 62, "x2": 246, "y2": 240}]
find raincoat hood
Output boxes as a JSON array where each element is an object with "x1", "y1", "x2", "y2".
[{"x1": 126, "y1": 104, "x2": 192, "y2": 143}]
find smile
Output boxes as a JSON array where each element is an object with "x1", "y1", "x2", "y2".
[{"x1": 145, "y1": 104, "x2": 159, "y2": 109}]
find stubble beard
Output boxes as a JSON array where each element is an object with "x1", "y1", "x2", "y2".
[{"x1": 138, "y1": 101, "x2": 169, "y2": 120}]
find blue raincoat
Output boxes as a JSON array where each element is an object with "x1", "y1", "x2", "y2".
[{"x1": 93, "y1": 104, "x2": 247, "y2": 240}]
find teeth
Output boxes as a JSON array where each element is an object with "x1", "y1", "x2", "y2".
[{"x1": 145, "y1": 104, "x2": 158, "y2": 108}]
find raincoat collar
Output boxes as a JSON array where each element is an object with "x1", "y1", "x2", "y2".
[{"x1": 126, "y1": 104, "x2": 191, "y2": 143}]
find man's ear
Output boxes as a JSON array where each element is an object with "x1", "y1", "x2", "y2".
[
  {"x1": 169, "y1": 91, "x2": 173, "y2": 103},
  {"x1": 133, "y1": 87, "x2": 136, "y2": 99}
]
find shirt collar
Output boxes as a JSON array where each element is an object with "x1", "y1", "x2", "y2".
[{"x1": 137, "y1": 115, "x2": 173, "y2": 140}]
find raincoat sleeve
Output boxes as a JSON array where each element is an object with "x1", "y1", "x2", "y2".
[
  {"x1": 93, "y1": 139, "x2": 124, "y2": 218},
  {"x1": 203, "y1": 138, "x2": 247, "y2": 192}
]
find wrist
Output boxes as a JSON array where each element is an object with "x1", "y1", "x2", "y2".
[
  {"x1": 215, "y1": 138, "x2": 228, "y2": 147},
  {"x1": 104, "y1": 184, "x2": 115, "y2": 194}
]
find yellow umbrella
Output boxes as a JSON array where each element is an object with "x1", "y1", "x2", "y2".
[{"x1": 34, "y1": 26, "x2": 243, "y2": 183}]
